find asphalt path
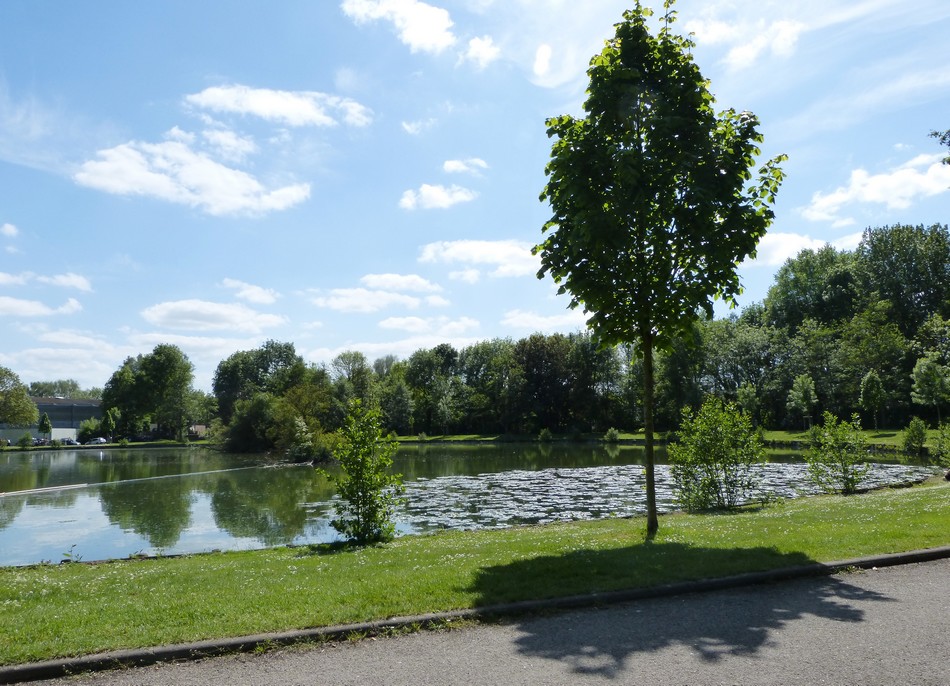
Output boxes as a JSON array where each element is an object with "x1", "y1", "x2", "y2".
[{"x1": 26, "y1": 557, "x2": 950, "y2": 686}]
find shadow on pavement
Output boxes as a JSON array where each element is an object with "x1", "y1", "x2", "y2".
[{"x1": 466, "y1": 542, "x2": 894, "y2": 678}]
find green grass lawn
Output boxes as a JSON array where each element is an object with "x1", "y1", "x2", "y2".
[{"x1": 1, "y1": 480, "x2": 948, "y2": 666}]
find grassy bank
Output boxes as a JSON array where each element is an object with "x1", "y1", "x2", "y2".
[{"x1": 2, "y1": 480, "x2": 948, "y2": 666}]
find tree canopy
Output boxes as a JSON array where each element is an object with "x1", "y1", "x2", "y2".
[
  {"x1": 0, "y1": 366, "x2": 39, "y2": 428},
  {"x1": 534, "y1": 1, "x2": 784, "y2": 535}
]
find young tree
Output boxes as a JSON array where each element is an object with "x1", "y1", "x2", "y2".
[
  {"x1": 786, "y1": 374, "x2": 817, "y2": 431},
  {"x1": 535, "y1": 2, "x2": 785, "y2": 536},
  {"x1": 38, "y1": 412, "x2": 53, "y2": 441},
  {"x1": 859, "y1": 370, "x2": 886, "y2": 430},
  {"x1": 327, "y1": 400, "x2": 403, "y2": 545},
  {"x1": 806, "y1": 412, "x2": 869, "y2": 495}
]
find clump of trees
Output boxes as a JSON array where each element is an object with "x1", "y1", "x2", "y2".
[{"x1": 101, "y1": 344, "x2": 212, "y2": 442}]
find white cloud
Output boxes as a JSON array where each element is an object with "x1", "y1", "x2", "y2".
[
  {"x1": 202, "y1": 129, "x2": 258, "y2": 162},
  {"x1": 443, "y1": 157, "x2": 488, "y2": 175},
  {"x1": 379, "y1": 316, "x2": 430, "y2": 333},
  {"x1": 185, "y1": 85, "x2": 373, "y2": 128},
  {"x1": 402, "y1": 118, "x2": 437, "y2": 135},
  {"x1": 449, "y1": 268, "x2": 481, "y2": 284},
  {"x1": 74, "y1": 138, "x2": 311, "y2": 217},
  {"x1": 803, "y1": 153, "x2": 950, "y2": 225},
  {"x1": 341, "y1": 0, "x2": 456, "y2": 54},
  {"x1": 310, "y1": 288, "x2": 422, "y2": 313},
  {"x1": 501, "y1": 308, "x2": 588, "y2": 332},
  {"x1": 1, "y1": 222, "x2": 18, "y2": 237},
  {"x1": 419, "y1": 239, "x2": 538, "y2": 277},
  {"x1": 745, "y1": 233, "x2": 828, "y2": 268},
  {"x1": 221, "y1": 278, "x2": 279, "y2": 304},
  {"x1": 722, "y1": 20, "x2": 805, "y2": 70},
  {"x1": 360, "y1": 273, "x2": 442, "y2": 292},
  {"x1": 36, "y1": 329, "x2": 107, "y2": 347},
  {"x1": 425, "y1": 294, "x2": 450, "y2": 307},
  {"x1": 686, "y1": 17, "x2": 806, "y2": 71},
  {"x1": 140, "y1": 299, "x2": 287, "y2": 333},
  {"x1": 462, "y1": 35, "x2": 500, "y2": 69},
  {"x1": 0, "y1": 296, "x2": 82, "y2": 317},
  {"x1": 746, "y1": 231, "x2": 866, "y2": 268},
  {"x1": 379, "y1": 315, "x2": 478, "y2": 336},
  {"x1": 36, "y1": 273, "x2": 93, "y2": 292},
  {"x1": 533, "y1": 44, "x2": 552, "y2": 79},
  {"x1": 0, "y1": 271, "x2": 29, "y2": 286},
  {"x1": 399, "y1": 183, "x2": 477, "y2": 210}
]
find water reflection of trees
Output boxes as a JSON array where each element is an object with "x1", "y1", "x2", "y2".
[
  {"x1": 0, "y1": 496, "x2": 25, "y2": 530},
  {"x1": 210, "y1": 466, "x2": 333, "y2": 546},
  {"x1": 98, "y1": 477, "x2": 193, "y2": 549},
  {"x1": 394, "y1": 443, "x2": 653, "y2": 479}
]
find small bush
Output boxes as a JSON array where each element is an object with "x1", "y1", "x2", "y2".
[
  {"x1": 604, "y1": 427, "x2": 620, "y2": 443},
  {"x1": 902, "y1": 417, "x2": 928, "y2": 458},
  {"x1": 17, "y1": 433, "x2": 33, "y2": 449},
  {"x1": 538, "y1": 427, "x2": 553, "y2": 443},
  {"x1": 806, "y1": 412, "x2": 869, "y2": 495},
  {"x1": 668, "y1": 397, "x2": 764, "y2": 512},
  {"x1": 326, "y1": 400, "x2": 404, "y2": 545}
]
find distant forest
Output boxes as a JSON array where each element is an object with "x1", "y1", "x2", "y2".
[{"x1": 43, "y1": 222, "x2": 950, "y2": 454}]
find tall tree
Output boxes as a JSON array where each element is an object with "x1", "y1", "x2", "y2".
[
  {"x1": 786, "y1": 374, "x2": 817, "y2": 431},
  {"x1": 857, "y1": 224, "x2": 950, "y2": 336},
  {"x1": 213, "y1": 341, "x2": 304, "y2": 423},
  {"x1": 534, "y1": 2, "x2": 785, "y2": 535},
  {"x1": 38, "y1": 412, "x2": 52, "y2": 441},
  {"x1": 859, "y1": 370, "x2": 885, "y2": 431},
  {"x1": 138, "y1": 344, "x2": 195, "y2": 441},
  {"x1": 0, "y1": 367, "x2": 39, "y2": 428},
  {"x1": 910, "y1": 351, "x2": 950, "y2": 425}
]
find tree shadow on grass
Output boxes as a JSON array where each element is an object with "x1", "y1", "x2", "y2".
[{"x1": 466, "y1": 542, "x2": 894, "y2": 679}]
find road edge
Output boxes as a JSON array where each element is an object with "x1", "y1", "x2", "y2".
[{"x1": 3, "y1": 545, "x2": 950, "y2": 684}]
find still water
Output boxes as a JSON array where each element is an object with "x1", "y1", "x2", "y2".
[{"x1": 0, "y1": 444, "x2": 937, "y2": 567}]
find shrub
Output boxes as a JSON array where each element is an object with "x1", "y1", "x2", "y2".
[
  {"x1": 902, "y1": 417, "x2": 928, "y2": 459},
  {"x1": 77, "y1": 418, "x2": 101, "y2": 444},
  {"x1": 668, "y1": 397, "x2": 764, "y2": 512},
  {"x1": 326, "y1": 400, "x2": 404, "y2": 545},
  {"x1": 604, "y1": 427, "x2": 620, "y2": 443},
  {"x1": 806, "y1": 412, "x2": 869, "y2": 495},
  {"x1": 17, "y1": 433, "x2": 33, "y2": 449},
  {"x1": 538, "y1": 427, "x2": 553, "y2": 443}
]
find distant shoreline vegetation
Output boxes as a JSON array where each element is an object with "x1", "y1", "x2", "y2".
[{"x1": 6, "y1": 224, "x2": 950, "y2": 463}]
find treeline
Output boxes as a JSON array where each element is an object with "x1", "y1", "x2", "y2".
[{"x1": 69, "y1": 223, "x2": 950, "y2": 454}]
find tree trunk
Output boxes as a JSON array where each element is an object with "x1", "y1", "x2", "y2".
[{"x1": 642, "y1": 333, "x2": 659, "y2": 539}]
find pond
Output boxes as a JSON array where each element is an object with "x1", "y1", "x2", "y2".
[{"x1": 0, "y1": 444, "x2": 937, "y2": 567}]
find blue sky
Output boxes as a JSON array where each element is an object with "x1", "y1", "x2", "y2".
[{"x1": 2, "y1": 0, "x2": 949, "y2": 392}]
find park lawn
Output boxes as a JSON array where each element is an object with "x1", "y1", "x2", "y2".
[
  {"x1": 1, "y1": 480, "x2": 948, "y2": 666},
  {"x1": 762, "y1": 428, "x2": 920, "y2": 450}
]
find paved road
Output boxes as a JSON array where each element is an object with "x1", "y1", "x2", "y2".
[{"x1": 31, "y1": 558, "x2": 950, "y2": 685}]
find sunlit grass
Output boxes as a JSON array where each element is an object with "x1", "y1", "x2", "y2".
[{"x1": 1, "y1": 481, "x2": 947, "y2": 665}]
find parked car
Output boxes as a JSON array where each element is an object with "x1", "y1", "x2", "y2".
[
  {"x1": 61, "y1": 438, "x2": 80, "y2": 446},
  {"x1": 85, "y1": 437, "x2": 107, "y2": 445}
]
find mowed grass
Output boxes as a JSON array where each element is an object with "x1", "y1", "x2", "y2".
[{"x1": 1, "y1": 480, "x2": 948, "y2": 666}]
